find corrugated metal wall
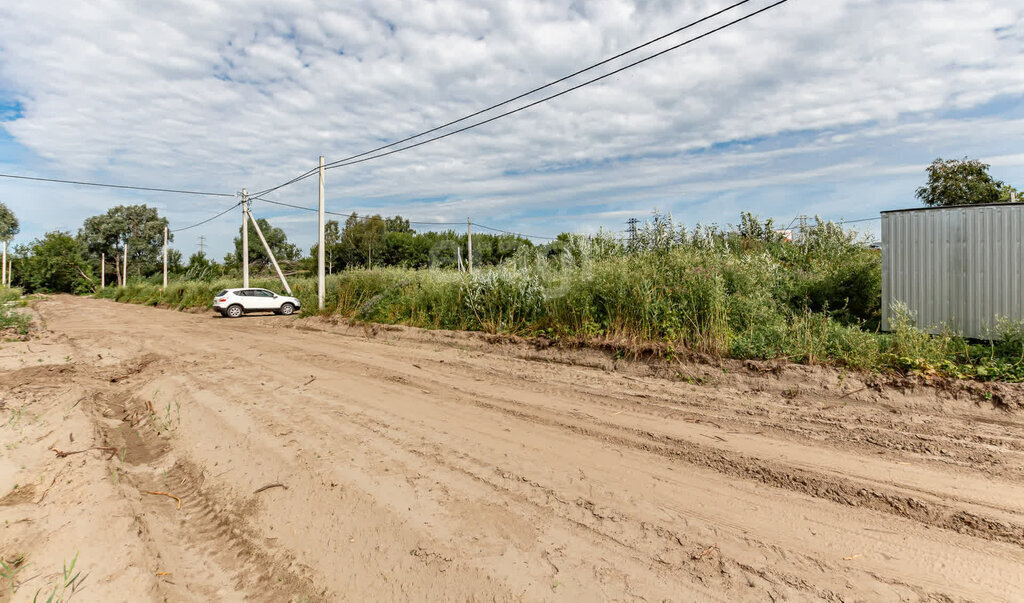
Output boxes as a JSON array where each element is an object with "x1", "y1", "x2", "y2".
[{"x1": 882, "y1": 204, "x2": 1024, "y2": 339}]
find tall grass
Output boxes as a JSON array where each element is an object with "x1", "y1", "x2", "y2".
[
  {"x1": 1, "y1": 287, "x2": 30, "y2": 335},
  {"x1": 0, "y1": 287, "x2": 23, "y2": 304},
  {"x1": 91, "y1": 215, "x2": 1024, "y2": 382}
]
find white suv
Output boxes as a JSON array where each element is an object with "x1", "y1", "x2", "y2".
[{"x1": 213, "y1": 288, "x2": 301, "y2": 318}]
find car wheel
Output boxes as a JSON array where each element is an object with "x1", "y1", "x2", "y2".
[
  {"x1": 279, "y1": 303, "x2": 295, "y2": 316},
  {"x1": 226, "y1": 304, "x2": 244, "y2": 318}
]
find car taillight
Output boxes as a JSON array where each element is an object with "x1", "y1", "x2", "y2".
[{"x1": 218, "y1": 298, "x2": 227, "y2": 302}]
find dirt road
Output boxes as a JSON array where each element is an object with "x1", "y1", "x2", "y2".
[{"x1": 2, "y1": 296, "x2": 1024, "y2": 601}]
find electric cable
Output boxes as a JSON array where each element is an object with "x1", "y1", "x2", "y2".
[
  {"x1": 252, "y1": 195, "x2": 553, "y2": 239},
  {"x1": 171, "y1": 200, "x2": 242, "y2": 233},
  {"x1": 250, "y1": 195, "x2": 463, "y2": 226},
  {"x1": 320, "y1": 0, "x2": 789, "y2": 173},
  {"x1": 0, "y1": 172, "x2": 235, "y2": 197},
  {"x1": 316, "y1": 0, "x2": 789, "y2": 176},
  {"x1": 250, "y1": 0, "x2": 778, "y2": 196},
  {"x1": 472, "y1": 222, "x2": 556, "y2": 241}
]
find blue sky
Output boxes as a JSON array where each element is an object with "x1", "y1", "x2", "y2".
[{"x1": 1, "y1": 0, "x2": 1022, "y2": 258}]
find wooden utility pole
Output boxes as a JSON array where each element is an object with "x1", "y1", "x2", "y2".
[
  {"x1": 317, "y1": 155, "x2": 326, "y2": 310},
  {"x1": 162, "y1": 226, "x2": 168, "y2": 289},
  {"x1": 1, "y1": 240, "x2": 6, "y2": 287},
  {"x1": 198, "y1": 235, "x2": 206, "y2": 254},
  {"x1": 242, "y1": 189, "x2": 250, "y2": 288},
  {"x1": 246, "y1": 206, "x2": 292, "y2": 295},
  {"x1": 466, "y1": 218, "x2": 473, "y2": 274},
  {"x1": 123, "y1": 242, "x2": 128, "y2": 286},
  {"x1": 114, "y1": 253, "x2": 120, "y2": 287},
  {"x1": 101, "y1": 253, "x2": 105, "y2": 289}
]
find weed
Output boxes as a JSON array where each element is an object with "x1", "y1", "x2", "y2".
[
  {"x1": 1, "y1": 554, "x2": 27, "y2": 594},
  {"x1": 6, "y1": 407, "x2": 25, "y2": 429},
  {"x1": 33, "y1": 552, "x2": 82, "y2": 603}
]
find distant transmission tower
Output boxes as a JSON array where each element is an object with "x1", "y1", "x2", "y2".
[
  {"x1": 197, "y1": 235, "x2": 206, "y2": 254},
  {"x1": 626, "y1": 218, "x2": 639, "y2": 244}
]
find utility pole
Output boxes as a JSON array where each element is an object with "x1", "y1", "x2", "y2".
[
  {"x1": 466, "y1": 218, "x2": 473, "y2": 275},
  {"x1": 626, "y1": 218, "x2": 639, "y2": 245},
  {"x1": 317, "y1": 155, "x2": 326, "y2": 310},
  {"x1": 115, "y1": 252, "x2": 120, "y2": 287},
  {"x1": 101, "y1": 253, "x2": 105, "y2": 289},
  {"x1": 123, "y1": 242, "x2": 128, "y2": 286},
  {"x1": 197, "y1": 235, "x2": 206, "y2": 254},
  {"x1": 1, "y1": 240, "x2": 6, "y2": 288},
  {"x1": 163, "y1": 226, "x2": 168, "y2": 289},
  {"x1": 242, "y1": 188, "x2": 250, "y2": 288}
]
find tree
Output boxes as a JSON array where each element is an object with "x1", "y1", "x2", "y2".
[
  {"x1": 337, "y1": 214, "x2": 386, "y2": 268},
  {"x1": 1001, "y1": 184, "x2": 1020, "y2": 203},
  {"x1": 324, "y1": 219, "x2": 340, "y2": 273},
  {"x1": 915, "y1": 157, "x2": 1007, "y2": 207},
  {"x1": 79, "y1": 204, "x2": 172, "y2": 283},
  {"x1": 309, "y1": 220, "x2": 342, "y2": 274},
  {"x1": 0, "y1": 201, "x2": 19, "y2": 243},
  {"x1": 232, "y1": 218, "x2": 299, "y2": 273},
  {"x1": 17, "y1": 231, "x2": 93, "y2": 293},
  {"x1": 167, "y1": 248, "x2": 183, "y2": 273},
  {"x1": 184, "y1": 251, "x2": 219, "y2": 281},
  {"x1": 0, "y1": 201, "x2": 18, "y2": 285}
]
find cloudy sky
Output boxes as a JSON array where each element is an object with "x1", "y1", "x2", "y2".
[{"x1": 1, "y1": 0, "x2": 1022, "y2": 257}]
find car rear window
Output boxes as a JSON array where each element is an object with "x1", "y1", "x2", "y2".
[{"x1": 216, "y1": 290, "x2": 228, "y2": 297}]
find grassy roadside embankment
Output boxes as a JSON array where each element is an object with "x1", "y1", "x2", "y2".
[{"x1": 93, "y1": 217, "x2": 1024, "y2": 383}]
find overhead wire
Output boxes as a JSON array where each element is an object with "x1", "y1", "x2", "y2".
[
  {"x1": 250, "y1": 195, "x2": 463, "y2": 226},
  {"x1": 252, "y1": 195, "x2": 555, "y2": 240},
  {"x1": 250, "y1": 0, "x2": 779, "y2": 196},
  {"x1": 0, "y1": 171, "x2": 246, "y2": 233},
  {"x1": 472, "y1": 222, "x2": 556, "y2": 241},
  {"x1": 0, "y1": 172, "x2": 235, "y2": 197},
  {"x1": 320, "y1": 0, "x2": 790, "y2": 173},
  {"x1": 248, "y1": 166, "x2": 320, "y2": 199},
  {"x1": 171, "y1": 200, "x2": 242, "y2": 233}
]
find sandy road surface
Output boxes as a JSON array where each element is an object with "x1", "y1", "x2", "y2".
[{"x1": 2, "y1": 295, "x2": 1024, "y2": 601}]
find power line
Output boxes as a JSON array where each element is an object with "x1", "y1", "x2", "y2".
[
  {"x1": 0, "y1": 172, "x2": 235, "y2": 197},
  {"x1": 250, "y1": 195, "x2": 463, "y2": 226},
  {"x1": 171, "y1": 200, "x2": 242, "y2": 233},
  {"x1": 252, "y1": 195, "x2": 554, "y2": 240},
  {"x1": 318, "y1": 0, "x2": 790, "y2": 173},
  {"x1": 251, "y1": 0, "x2": 780, "y2": 197},
  {"x1": 472, "y1": 222, "x2": 556, "y2": 241},
  {"x1": 841, "y1": 216, "x2": 881, "y2": 224},
  {"x1": 249, "y1": 167, "x2": 320, "y2": 199}
]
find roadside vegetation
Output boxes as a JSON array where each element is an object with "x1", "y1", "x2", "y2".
[
  {"x1": 0, "y1": 287, "x2": 31, "y2": 336},
  {"x1": 93, "y1": 212, "x2": 1024, "y2": 383}
]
